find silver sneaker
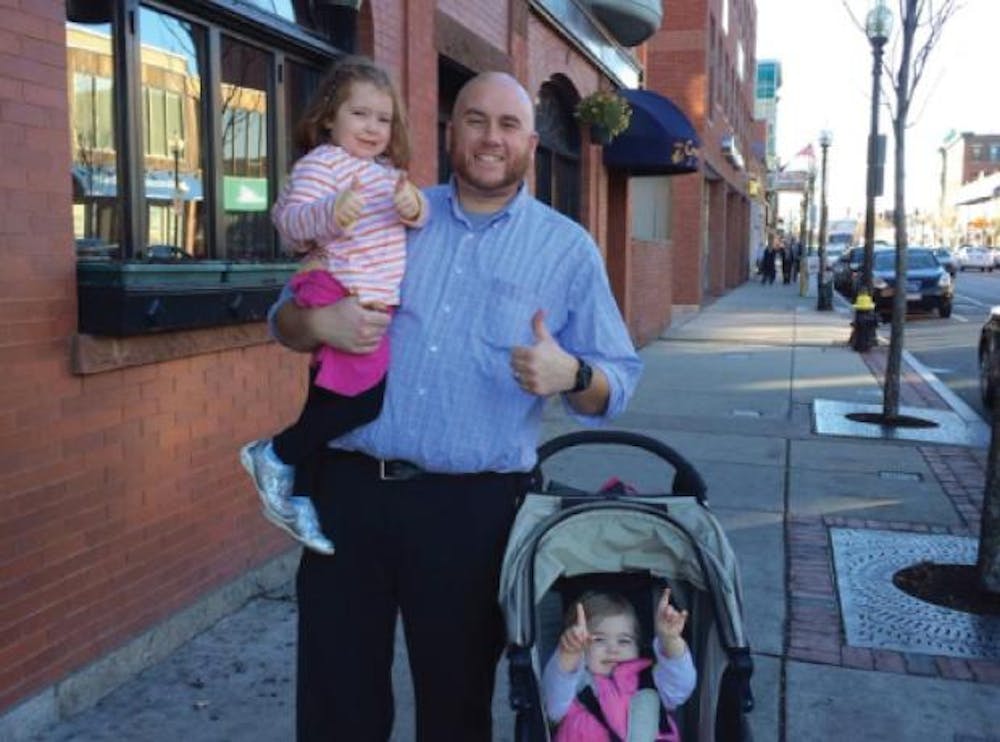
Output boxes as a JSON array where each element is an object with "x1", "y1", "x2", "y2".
[
  {"x1": 239, "y1": 439, "x2": 295, "y2": 522},
  {"x1": 239, "y1": 440, "x2": 335, "y2": 555},
  {"x1": 288, "y1": 497, "x2": 336, "y2": 555}
]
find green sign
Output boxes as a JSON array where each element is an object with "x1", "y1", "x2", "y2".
[{"x1": 224, "y1": 176, "x2": 268, "y2": 212}]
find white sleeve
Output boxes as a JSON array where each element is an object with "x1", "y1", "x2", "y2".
[
  {"x1": 651, "y1": 637, "x2": 697, "y2": 709},
  {"x1": 541, "y1": 651, "x2": 584, "y2": 723}
]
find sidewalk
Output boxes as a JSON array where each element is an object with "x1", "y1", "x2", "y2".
[{"x1": 28, "y1": 278, "x2": 1000, "y2": 741}]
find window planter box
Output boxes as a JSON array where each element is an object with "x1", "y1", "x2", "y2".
[{"x1": 77, "y1": 260, "x2": 298, "y2": 336}]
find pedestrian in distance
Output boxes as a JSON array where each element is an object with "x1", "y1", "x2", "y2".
[
  {"x1": 761, "y1": 242, "x2": 777, "y2": 285},
  {"x1": 541, "y1": 590, "x2": 697, "y2": 741},
  {"x1": 240, "y1": 56, "x2": 428, "y2": 556},
  {"x1": 781, "y1": 239, "x2": 793, "y2": 284},
  {"x1": 272, "y1": 70, "x2": 643, "y2": 740}
]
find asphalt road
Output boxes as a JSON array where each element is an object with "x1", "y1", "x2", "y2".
[{"x1": 901, "y1": 269, "x2": 998, "y2": 421}]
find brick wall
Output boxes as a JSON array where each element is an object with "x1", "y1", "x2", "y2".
[
  {"x1": 0, "y1": 1, "x2": 305, "y2": 714},
  {"x1": 648, "y1": 0, "x2": 757, "y2": 309},
  {"x1": 629, "y1": 239, "x2": 674, "y2": 345}
]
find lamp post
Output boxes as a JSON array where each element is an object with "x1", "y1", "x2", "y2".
[
  {"x1": 816, "y1": 130, "x2": 833, "y2": 310},
  {"x1": 859, "y1": 0, "x2": 892, "y2": 302},
  {"x1": 169, "y1": 132, "x2": 185, "y2": 248}
]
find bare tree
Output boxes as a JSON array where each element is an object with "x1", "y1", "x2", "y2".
[{"x1": 881, "y1": 0, "x2": 960, "y2": 420}]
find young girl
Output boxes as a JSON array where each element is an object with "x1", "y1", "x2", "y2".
[
  {"x1": 240, "y1": 56, "x2": 427, "y2": 554},
  {"x1": 542, "y1": 589, "x2": 697, "y2": 742}
]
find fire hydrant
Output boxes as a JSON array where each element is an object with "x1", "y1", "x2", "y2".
[{"x1": 851, "y1": 292, "x2": 878, "y2": 352}]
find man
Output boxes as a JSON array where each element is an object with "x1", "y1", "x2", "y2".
[{"x1": 273, "y1": 71, "x2": 642, "y2": 741}]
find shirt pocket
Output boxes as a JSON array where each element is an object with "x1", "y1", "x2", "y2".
[{"x1": 474, "y1": 278, "x2": 539, "y2": 376}]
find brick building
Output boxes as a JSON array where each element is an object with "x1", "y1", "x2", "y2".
[
  {"x1": 0, "y1": 0, "x2": 726, "y2": 734},
  {"x1": 939, "y1": 130, "x2": 1000, "y2": 245},
  {"x1": 646, "y1": 0, "x2": 763, "y2": 310}
]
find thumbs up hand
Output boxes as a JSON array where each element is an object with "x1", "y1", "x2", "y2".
[
  {"x1": 393, "y1": 172, "x2": 424, "y2": 223},
  {"x1": 509, "y1": 310, "x2": 578, "y2": 396},
  {"x1": 333, "y1": 176, "x2": 365, "y2": 232}
]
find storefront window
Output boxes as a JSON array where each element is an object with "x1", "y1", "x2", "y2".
[
  {"x1": 284, "y1": 60, "x2": 322, "y2": 165},
  {"x1": 65, "y1": 1, "x2": 339, "y2": 336},
  {"x1": 66, "y1": 2, "x2": 333, "y2": 265},
  {"x1": 68, "y1": 19, "x2": 121, "y2": 259},
  {"x1": 139, "y1": 7, "x2": 207, "y2": 258},
  {"x1": 631, "y1": 176, "x2": 672, "y2": 242},
  {"x1": 221, "y1": 36, "x2": 273, "y2": 260}
]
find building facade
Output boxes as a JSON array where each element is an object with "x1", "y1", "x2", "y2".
[
  {"x1": 646, "y1": 0, "x2": 762, "y2": 312},
  {"x1": 1, "y1": 0, "x2": 727, "y2": 733},
  {"x1": 939, "y1": 131, "x2": 1000, "y2": 245}
]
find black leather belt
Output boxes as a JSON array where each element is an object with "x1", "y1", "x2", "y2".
[{"x1": 327, "y1": 449, "x2": 528, "y2": 485}]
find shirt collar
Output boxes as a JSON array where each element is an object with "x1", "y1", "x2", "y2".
[{"x1": 445, "y1": 177, "x2": 530, "y2": 229}]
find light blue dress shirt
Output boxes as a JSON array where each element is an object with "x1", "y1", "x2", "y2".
[{"x1": 271, "y1": 180, "x2": 642, "y2": 473}]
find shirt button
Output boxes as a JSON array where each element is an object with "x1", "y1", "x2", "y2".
[
  {"x1": 443, "y1": 305, "x2": 451, "y2": 313},
  {"x1": 455, "y1": 266, "x2": 463, "y2": 274},
  {"x1": 429, "y1": 345, "x2": 438, "y2": 353},
  {"x1": 417, "y1": 388, "x2": 427, "y2": 396}
]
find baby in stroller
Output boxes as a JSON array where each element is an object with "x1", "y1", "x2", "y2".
[{"x1": 542, "y1": 589, "x2": 697, "y2": 741}]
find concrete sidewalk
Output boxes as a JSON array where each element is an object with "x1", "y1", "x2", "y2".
[{"x1": 26, "y1": 277, "x2": 1000, "y2": 741}]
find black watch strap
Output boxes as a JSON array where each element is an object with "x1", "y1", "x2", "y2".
[{"x1": 570, "y1": 357, "x2": 593, "y2": 393}]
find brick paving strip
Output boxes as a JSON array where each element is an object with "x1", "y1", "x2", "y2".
[{"x1": 784, "y1": 346, "x2": 1000, "y2": 683}]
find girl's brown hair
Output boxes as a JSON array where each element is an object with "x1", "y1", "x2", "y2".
[
  {"x1": 566, "y1": 591, "x2": 639, "y2": 636},
  {"x1": 294, "y1": 55, "x2": 411, "y2": 169}
]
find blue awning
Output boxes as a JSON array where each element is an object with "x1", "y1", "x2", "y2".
[{"x1": 602, "y1": 89, "x2": 700, "y2": 175}]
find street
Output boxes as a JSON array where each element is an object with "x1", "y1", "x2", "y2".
[{"x1": 899, "y1": 269, "x2": 999, "y2": 421}]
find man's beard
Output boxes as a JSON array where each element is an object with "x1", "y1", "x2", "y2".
[{"x1": 451, "y1": 148, "x2": 532, "y2": 196}]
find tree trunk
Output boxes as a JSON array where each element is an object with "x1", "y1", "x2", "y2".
[
  {"x1": 978, "y1": 343, "x2": 1000, "y2": 592},
  {"x1": 883, "y1": 8, "x2": 916, "y2": 422}
]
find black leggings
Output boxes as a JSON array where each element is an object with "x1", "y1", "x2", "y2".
[{"x1": 271, "y1": 373, "x2": 386, "y2": 495}]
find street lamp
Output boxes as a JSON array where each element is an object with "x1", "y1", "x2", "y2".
[
  {"x1": 816, "y1": 130, "x2": 833, "y2": 310},
  {"x1": 853, "y1": 0, "x2": 892, "y2": 350},
  {"x1": 169, "y1": 132, "x2": 185, "y2": 248},
  {"x1": 859, "y1": 0, "x2": 892, "y2": 300}
]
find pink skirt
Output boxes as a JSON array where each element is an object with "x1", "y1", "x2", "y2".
[{"x1": 289, "y1": 270, "x2": 392, "y2": 396}]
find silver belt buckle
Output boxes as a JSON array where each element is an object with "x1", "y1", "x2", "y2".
[{"x1": 379, "y1": 459, "x2": 412, "y2": 481}]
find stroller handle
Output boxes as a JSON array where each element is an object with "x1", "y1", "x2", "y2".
[{"x1": 536, "y1": 430, "x2": 708, "y2": 503}]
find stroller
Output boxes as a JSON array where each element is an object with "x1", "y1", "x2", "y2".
[{"x1": 499, "y1": 431, "x2": 754, "y2": 741}]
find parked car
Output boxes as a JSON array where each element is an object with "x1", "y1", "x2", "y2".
[
  {"x1": 931, "y1": 246, "x2": 959, "y2": 277},
  {"x1": 145, "y1": 244, "x2": 192, "y2": 260},
  {"x1": 870, "y1": 247, "x2": 953, "y2": 318},
  {"x1": 824, "y1": 244, "x2": 847, "y2": 269},
  {"x1": 980, "y1": 306, "x2": 1000, "y2": 409},
  {"x1": 956, "y1": 245, "x2": 994, "y2": 271},
  {"x1": 832, "y1": 246, "x2": 865, "y2": 298}
]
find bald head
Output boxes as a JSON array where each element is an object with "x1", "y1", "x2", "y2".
[{"x1": 453, "y1": 72, "x2": 535, "y2": 131}]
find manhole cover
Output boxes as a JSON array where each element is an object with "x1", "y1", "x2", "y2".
[{"x1": 830, "y1": 528, "x2": 1000, "y2": 659}]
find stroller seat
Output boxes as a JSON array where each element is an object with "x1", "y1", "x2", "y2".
[{"x1": 498, "y1": 431, "x2": 754, "y2": 742}]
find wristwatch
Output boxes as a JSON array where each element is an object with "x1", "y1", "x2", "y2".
[{"x1": 569, "y1": 357, "x2": 593, "y2": 393}]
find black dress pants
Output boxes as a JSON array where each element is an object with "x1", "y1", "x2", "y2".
[{"x1": 295, "y1": 450, "x2": 527, "y2": 741}]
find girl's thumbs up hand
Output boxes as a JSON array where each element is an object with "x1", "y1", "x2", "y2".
[
  {"x1": 393, "y1": 172, "x2": 423, "y2": 222},
  {"x1": 334, "y1": 176, "x2": 365, "y2": 232}
]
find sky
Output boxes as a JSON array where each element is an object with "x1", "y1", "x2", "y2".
[{"x1": 755, "y1": 0, "x2": 1000, "y2": 227}]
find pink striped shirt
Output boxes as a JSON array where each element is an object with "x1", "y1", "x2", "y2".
[{"x1": 271, "y1": 144, "x2": 419, "y2": 305}]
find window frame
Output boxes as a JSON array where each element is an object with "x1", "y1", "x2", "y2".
[{"x1": 71, "y1": 0, "x2": 344, "y2": 337}]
